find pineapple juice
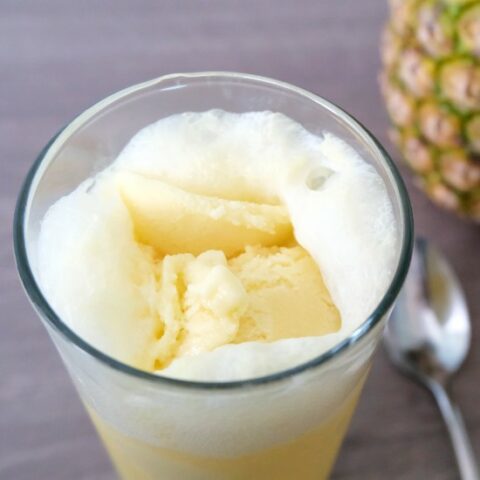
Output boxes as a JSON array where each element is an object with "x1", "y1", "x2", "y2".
[
  {"x1": 36, "y1": 109, "x2": 398, "y2": 479},
  {"x1": 88, "y1": 375, "x2": 364, "y2": 480}
]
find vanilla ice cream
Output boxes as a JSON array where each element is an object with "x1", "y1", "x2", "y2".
[{"x1": 37, "y1": 110, "x2": 397, "y2": 382}]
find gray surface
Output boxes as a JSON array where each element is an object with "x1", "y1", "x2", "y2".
[{"x1": 1, "y1": 1, "x2": 479, "y2": 479}]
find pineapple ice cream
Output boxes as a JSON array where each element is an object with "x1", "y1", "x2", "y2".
[{"x1": 37, "y1": 110, "x2": 397, "y2": 381}]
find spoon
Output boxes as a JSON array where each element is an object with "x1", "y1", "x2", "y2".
[{"x1": 384, "y1": 237, "x2": 479, "y2": 480}]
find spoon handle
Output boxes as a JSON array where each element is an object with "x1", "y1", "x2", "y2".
[{"x1": 430, "y1": 381, "x2": 480, "y2": 480}]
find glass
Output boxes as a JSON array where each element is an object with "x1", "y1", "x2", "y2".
[{"x1": 14, "y1": 72, "x2": 413, "y2": 479}]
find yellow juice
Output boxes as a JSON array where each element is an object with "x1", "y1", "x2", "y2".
[{"x1": 88, "y1": 378, "x2": 364, "y2": 480}]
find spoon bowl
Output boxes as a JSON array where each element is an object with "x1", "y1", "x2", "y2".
[{"x1": 385, "y1": 238, "x2": 471, "y2": 384}]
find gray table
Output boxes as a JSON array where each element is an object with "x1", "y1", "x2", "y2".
[{"x1": 1, "y1": 1, "x2": 479, "y2": 479}]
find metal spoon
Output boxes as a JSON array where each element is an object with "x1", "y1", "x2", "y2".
[{"x1": 384, "y1": 237, "x2": 479, "y2": 480}]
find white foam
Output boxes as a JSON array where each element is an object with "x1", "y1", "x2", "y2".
[
  {"x1": 37, "y1": 110, "x2": 399, "y2": 457},
  {"x1": 38, "y1": 110, "x2": 397, "y2": 382}
]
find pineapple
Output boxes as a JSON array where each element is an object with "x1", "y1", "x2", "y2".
[{"x1": 380, "y1": 0, "x2": 480, "y2": 220}]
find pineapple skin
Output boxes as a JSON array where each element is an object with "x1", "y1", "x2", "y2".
[{"x1": 380, "y1": 0, "x2": 480, "y2": 221}]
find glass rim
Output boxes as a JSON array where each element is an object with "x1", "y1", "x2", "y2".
[{"x1": 13, "y1": 71, "x2": 414, "y2": 391}]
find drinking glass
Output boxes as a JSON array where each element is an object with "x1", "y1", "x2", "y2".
[{"x1": 14, "y1": 72, "x2": 413, "y2": 480}]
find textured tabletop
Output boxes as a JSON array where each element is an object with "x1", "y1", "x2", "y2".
[{"x1": 1, "y1": 1, "x2": 479, "y2": 479}]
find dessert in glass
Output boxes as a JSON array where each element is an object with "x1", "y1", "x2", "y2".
[{"x1": 14, "y1": 72, "x2": 413, "y2": 479}]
